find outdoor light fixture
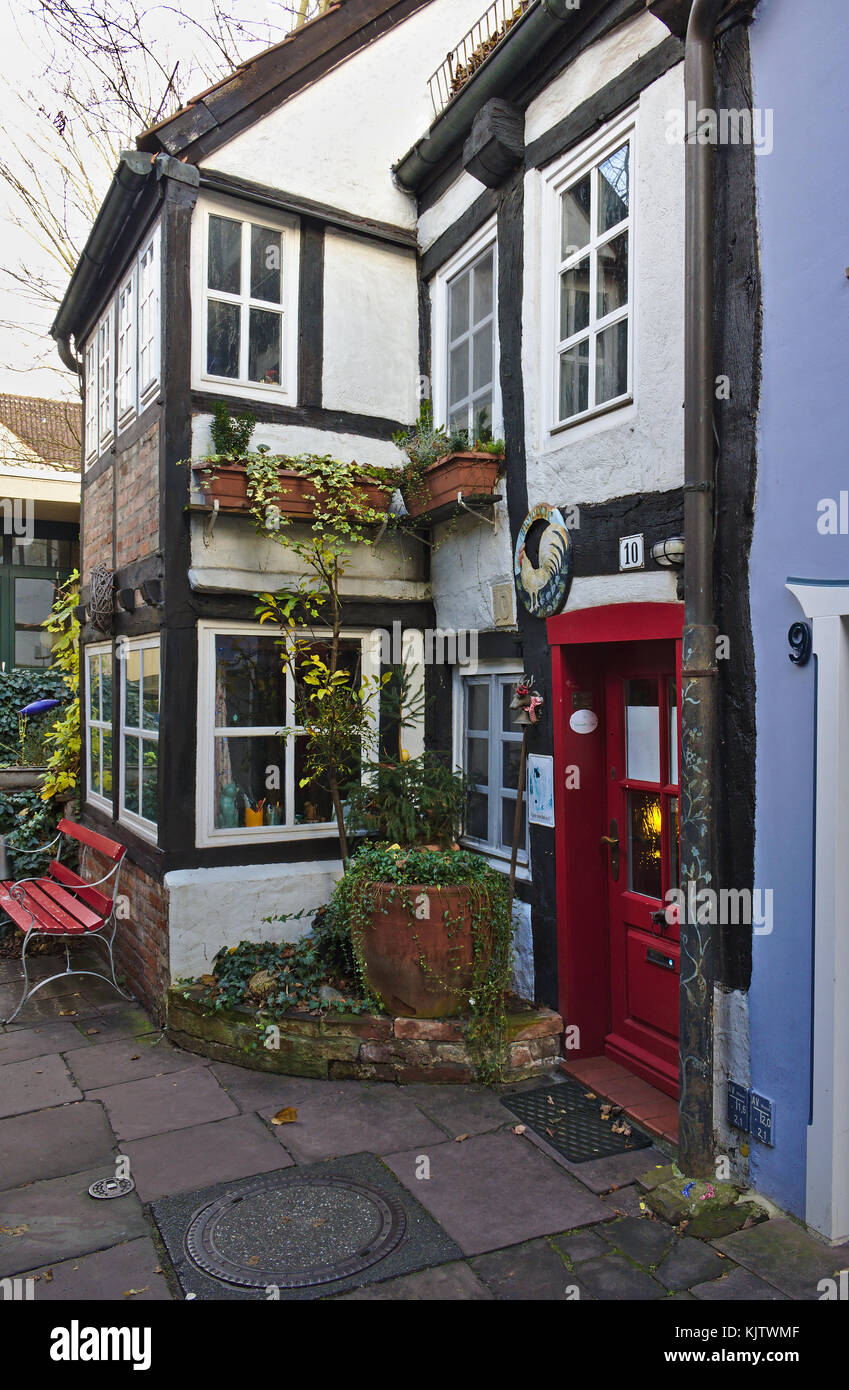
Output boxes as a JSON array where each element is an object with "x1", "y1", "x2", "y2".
[{"x1": 651, "y1": 536, "x2": 685, "y2": 568}]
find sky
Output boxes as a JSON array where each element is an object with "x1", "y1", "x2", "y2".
[{"x1": 0, "y1": 0, "x2": 310, "y2": 402}]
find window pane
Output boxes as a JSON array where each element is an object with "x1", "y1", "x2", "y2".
[
  {"x1": 124, "y1": 735, "x2": 139, "y2": 816},
  {"x1": 669, "y1": 796, "x2": 680, "y2": 892},
  {"x1": 14, "y1": 578, "x2": 56, "y2": 667},
  {"x1": 449, "y1": 271, "x2": 470, "y2": 340},
  {"x1": 502, "y1": 740, "x2": 522, "y2": 790},
  {"x1": 595, "y1": 319, "x2": 628, "y2": 404},
  {"x1": 250, "y1": 224, "x2": 282, "y2": 303},
  {"x1": 597, "y1": 231, "x2": 628, "y2": 318},
  {"x1": 448, "y1": 407, "x2": 469, "y2": 437},
  {"x1": 207, "y1": 300, "x2": 240, "y2": 378},
  {"x1": 248, "y1": 308, "x2": 282, "y2": 385},
  {"x1": 102, "y1": 730, "x2": 112, "y2": 798},
  {"x1": 467, "y1": 682, "x2": 489, "y2": 732},
  {"x1": 598, "y1": 144, "x2": 629, "y2": 233},
  {"x1": 13, "y1": 537, "x2": 75, "y2": 568},
  {"x1": 208, "y1": 214, "x2": 242, "y2": 294},
  {"x1": 501, "y1": 795, "x2": 525, "y2": 852},
  {"x1": 472, "y1": 325, "x2": 493, "y2": 392},
  {"x1": 628, "y1": 789, "x2": 662, "y2": 899},
  {"x1": 626, "y1": 679, "x2": 660, "y2": 783},
  {"x1": 472, "y1": 252, "x2": 494, "y2": 322},
  {"x1": 449, "y1": 343, "x2": 470, "y2": 408},
  {"x1": 125, "y1": 647, "x2": 141, "y2": 729},
  {"x1": 89, "y1": 727, "x2": 100, "y2": 798},
  {"x1": 471, "y1": 398, "x2": 492, "y2": 442},
  {"x1": 141, "y1": 741, "x2": 158, "y2": 825},
  {"x1": 560, "y1": 257, "x2": 590, "y2": 340},
  {"x1": 142, "y1": 647, "x2": 160, "y2": 732},
  {"x1": 215, "y1": 635, "x2": 285, "y2": 729},
  {"x1": 559, "y1": 341, "x2": 589, "y2": 419},
  {"x1": 502, "y1": 682, "x2": 515, "y2": 733},
  {"x1": 466, "y1": 789, "x2": 488, "y2": 840},
  {"x1": 561, "y1": 175, "x2": 591, "y2": 257},
  {"x1": 214, "y1": 734, "x2": 285, "y2": 828},
  {"x1": 88, "y1": 655, "x2": 100, "y2": 721},
  {"x1": 467, "y1": 736, "x2": 489, "y2": 786},
  {"x1": 294, "y1": 737, "x2": 336, "y2": 825},
  {"x1": 102, "y1": 658, "x2": 113, "y2": 722},
  {"x1": 669, "y1": 678, "x2": 679, "y2": 786}
]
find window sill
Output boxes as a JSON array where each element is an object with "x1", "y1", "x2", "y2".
[
  {"x1": 459, "y1": 839, "x2": 531, "y2": 882},
  {"x1": 549, "y1": 393, "x2": 633, "y2": 437},
  {"x1": 195, "y1": 374, "x2": 295, "y2": 407}
]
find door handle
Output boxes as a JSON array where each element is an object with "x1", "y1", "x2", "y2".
[{"x1": 602, "y1": 819, "x2": 619, "y2": 881}]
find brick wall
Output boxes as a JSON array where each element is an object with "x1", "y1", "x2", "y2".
[
  {"x1": 87, "y1": 847, "x2": 169, "y2": 1024},
  {"x1": 116, "y1": 421, "x2": 159, "y2": 568},
  {"x1": 82, "y1": 468, "x2": 114, "y2": 574}
]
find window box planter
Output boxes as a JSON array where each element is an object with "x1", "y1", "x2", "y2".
[
  {"x1": 403, "y1": 450, "x2": 504, "y2": 520},
  {"x1": 192, "y1": 460, "x2": 392, "y2": 519}
]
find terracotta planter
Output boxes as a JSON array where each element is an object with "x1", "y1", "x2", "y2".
[
  {"x1": 192, "y1": 461, "x2": 392, "y2": 519},
  {"x1": 361, "y1": 882, "x2": 488, "y2": 1018},
  {"x1": 404, "y1": 450, "x2": 503, "y2": 519}
]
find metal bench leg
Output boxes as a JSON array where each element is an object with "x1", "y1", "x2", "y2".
[{"x1": 2, "y1": 928, "x2": 33, "y2": 1026}]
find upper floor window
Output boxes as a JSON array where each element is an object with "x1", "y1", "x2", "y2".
[
  {"x1": 193, "y1": 198, "x2": 299, "y2": 405},
  {"x1": 547, "y1": 121, "x2": 634, "y2": 431},
  {"x1": 431, "y1": 221, "x2": 500, "y2": 442},
  {"x1": 83, "y1": 223, "x2": 160, "y2": 464}
]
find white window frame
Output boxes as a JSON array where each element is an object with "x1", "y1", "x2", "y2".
[
  {"x1": 116, "y1": 269, "x2": 137, "y2": 426},
  {"x1": 137, "y1": 225, "x2": 161, "y2": 408},
  {"x1": 452, "y1": 661, "x2": 530, "y2": 876},
  {"x1": 192, "y1": 195, "x2": 300, "y2": 406},
  {"x1": 96, "y1": 306, "x2": 114, "y2": 452},
  {"x1": 196, "y1": 621, "x2": 380, "y2": 848},
  {"x1": 84, "y1": 337, "x2": 98, "y2": 464},
  {"x1": 119, "y1": 635, "x2": 160, "y2": 843},
  {"x1": 85, "y1": 642, "x2": 112, "y2": 814},
  {"x1": 431, "y1": 218, "x2": 501, "y2": 440},
  {"x1": 543, "y1": 109, "x2": 637, "y2": 436}
]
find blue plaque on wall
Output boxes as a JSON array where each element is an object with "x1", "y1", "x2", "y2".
[
  {"x1": 750, "y1": 1092, "x2": 774, "y2": 1146},
  {"x1": 727, "y1": 1081, "x2": 750, "y2": 1132}
]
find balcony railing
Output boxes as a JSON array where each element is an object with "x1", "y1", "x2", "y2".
[{"x1": 428, "y1": 0, "x2": 533, "y2": 120}]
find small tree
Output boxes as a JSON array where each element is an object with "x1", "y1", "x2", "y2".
[{"x1": 40, "y1": 570, "x2": 81, "y2": 803}]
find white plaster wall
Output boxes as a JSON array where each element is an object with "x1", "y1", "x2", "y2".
[
  {"x1": 166, "y1": 860, "x2": 342, "y2": 980},
  {"x1": 418, "y1": 171, "x2": 490, "y2": 253},
  {"x1": 523, "y1": 61, "x2": 686, "y2": 512},
  {"x1": 713, "y1": 985, "x2": 752, "y2": 1186},
  {"x1": 430, "y1": 503, "x2": 516, "y2": 632},
  {"x1": 524, "y1": 9, "x2": 670, "y2": 144},
  {"x1": 201, "y1": 0, "x2": 490, "y2": 229},
  {"x1": 191, "y1": 413, "x2": 405, "y2": 470},
  {"x1": 322, "y1": 232, "x2": 419, "y2": 422},
  {"x1": 511, "y1": 900, "x2": 535, "y2": 1002}
]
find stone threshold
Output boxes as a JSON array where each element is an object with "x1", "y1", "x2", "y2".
[{"x1": 167, "y1": 985, "x2": 563, "y2": 1084}]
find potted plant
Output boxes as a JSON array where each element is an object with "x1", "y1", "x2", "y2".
[{"x1": 394, "y1": 402, "x2": 505, "y2": 520}]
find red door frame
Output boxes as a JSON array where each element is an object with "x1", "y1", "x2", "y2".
[{"x1": 547, "y1": 603, "x2": 684, "y2": 1067}]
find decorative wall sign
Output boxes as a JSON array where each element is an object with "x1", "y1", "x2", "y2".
[
  {"x1": 527, "y1": 754, "x2": 555, "y2": 827},
  {"x1": 619, "y1": 533, "x2": 645, "y2": 571},
  {"x1": 514, "y1": 504, "x2": 573, "y2": 617},
  {"x1": 569, "y1": 708, "x2": 599, "y2": 734}
]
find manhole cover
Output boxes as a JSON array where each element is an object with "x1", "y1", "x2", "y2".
[
  {"x1": 89, "y1": 1177, "x2": 136, "y2": 1199},
  {"x1": 185, "y1": 1174, "x2": 407, "y2": 1290}
]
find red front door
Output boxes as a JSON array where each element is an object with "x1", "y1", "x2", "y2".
[{"x1": 602, "y1": 642, "x2": 681, "y2": 1097}]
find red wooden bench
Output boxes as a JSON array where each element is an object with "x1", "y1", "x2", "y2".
[{"x1": 0, "y1": 818, "x2": 128, "y2": 1024}]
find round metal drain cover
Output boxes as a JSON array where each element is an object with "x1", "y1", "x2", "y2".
[
  {"x1": 89, "y1": 1177, "x2": 136, "y2": 1199},
  {"x1": 185, "y1": 1174, "x2": 407, "y2": 1289}
]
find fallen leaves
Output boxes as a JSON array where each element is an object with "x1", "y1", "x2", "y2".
[
  {"x1": 0, "y1": 1224, "x2": 29, "y2": 1237},
  {"x1": 123, "y1": 1287, "x2": 148, "y2": 1297},
  {"x1": 271, "y1": 1107, "x2": 297, "y2": 1125},
  {"x1": 511, "y1": 1124, "x2": 526, "y2": 1136},
  {"x1": 454, "y1": 1133, "x2": 470, "y2": 1143}
]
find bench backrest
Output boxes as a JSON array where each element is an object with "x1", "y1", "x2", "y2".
[{"x1": 57, "y1": 818, "x2": 127, "y2": 864}]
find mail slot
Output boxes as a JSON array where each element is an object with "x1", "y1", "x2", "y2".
[{"x1": 646, "y1": 947, "x2": 676, "y2": 971}]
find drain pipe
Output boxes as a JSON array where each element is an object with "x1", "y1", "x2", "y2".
[{"x1": 678, "y1": 0, "x2": 725, "y2": 1177}]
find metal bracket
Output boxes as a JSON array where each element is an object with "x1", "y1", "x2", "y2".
[
  {"x1": 203, "y1": 498, "x2": 220, "y2": 546},
  {"x1": 456, "y1": 491, "x2": 498, "y2": 533}
]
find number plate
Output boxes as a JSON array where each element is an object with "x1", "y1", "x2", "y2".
[{"x1": 619, "y1": 533, "x2": 645, "y2": 571}]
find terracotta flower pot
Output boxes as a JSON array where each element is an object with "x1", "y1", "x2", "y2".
[
  {"x1": 192, "y1": 461, "x2": 392, "y2": 519},
  {"x1": 404, "y1": 450, "x2": 503, "y2": 520},
  {"x1": 361, "y1": 882, "x2": 488, "y2": 1018}
]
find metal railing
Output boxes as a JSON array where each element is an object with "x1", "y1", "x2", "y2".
[{"x1": 428, "y1": 0, "x2": 533, "y2": 120}]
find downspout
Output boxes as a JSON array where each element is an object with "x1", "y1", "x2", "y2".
[{"x1": 679, "y1": 0, "x2": 725, "y2": 1176}]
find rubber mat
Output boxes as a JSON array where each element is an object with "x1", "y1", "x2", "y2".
[{"x1": 502, "y1": 1077, "x2": 653, "y2": 1163}]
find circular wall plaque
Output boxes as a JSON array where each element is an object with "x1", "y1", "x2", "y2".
[
  {"x1": 514, "y1": 504, "x2": 573, "y2": 618},
  {"x1": 185, "y1": 1174, "x2": 407, "y2": 1290},
  {"x1": 569, "y1": 709, "x2": 599, "y2": 734}
]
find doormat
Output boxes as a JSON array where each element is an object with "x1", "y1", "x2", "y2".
[
  {"x1": 502, "y1": 1078, "x2": 653, "y2": 1164},
  {"x1": 150, "y1": 1152, "x2": 462, "y2": 1301}
]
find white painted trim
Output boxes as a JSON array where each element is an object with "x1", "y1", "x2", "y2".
[
  {"x1": 191, "y1": 193, "x2": 299, "y2": 406},
  {"x1": 430, "y1": 217, "x2": 502, "y2": 439},
  {"x1": 787, "y1": 580, "x2": 849, "y2": 1242},
  {"x1": 84, "y1": 642, "x2": 112, "y2": 815},
  {"x1": 196, "y1": 620, "x2": 379, "y2": 849},
  {"x1": 541, "y1": 107, "x2": 637, "y2": 439},
  {"x1": 452, "y1": 660, "x2": 529, "y2": 867}
]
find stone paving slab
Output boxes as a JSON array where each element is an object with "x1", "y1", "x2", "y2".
[
  {"x1": 550, "y1": 1228, "x2": 610, "y2": 1265},
  {"x1": 209, "y1": 1062, "x2": 338, "y2": 1112},
  {"x1": 0, "y1": 1101, "x2": 117, "y2": 1190},
  {"x1": 122, "y1": 1113, "x2": 295, "y2": 1202},
  {"x1": 70, "y1": 1005, "x2": 157, "y2": 1045},
  {"x1": 0, "y1": 1052, "x2": 81, "y2": 1118},
  {"x1": 470, "y1": 1238, "x2": 578, "y2": 1300},
  {"x1": 655, "y1": 1236, "x2": 729, "y2": 1289},
  {"x1": 714, "y1": 1217, "x2": 849, "y2": 1300},
  {"x1": 1, "y1": 983, "x2": 108, "y2": 1027},
  {"x1": 0, "y1": 1019, "x2": 92, "y2": 1065},
  {"x1": 265, "y1": 1082, "x2": 447, "y2": 1164},
  {"x1": 599, "y1": 1215, "x2": 677, "y2": 1268},
  {"x1": 600, "y1": 1184, "x2": 649, "y2": 1219},
  {"x1": 64, "y1": 1034, "x2": 207, "y2": 1091},
  {"x1": 0, "y1": 1165, "x2": 148, "y2": 1277},
  {"x1": 400, "y1": 1082, "x2": 513, "y2": 1138},
  {"x1": 573, "y1": 1253, "x2": 666, "y2": 1300},
  {"x1": 22, "y1": 1237, "x2": 172, "y2": 1300},
  {"x1": 385, "y1": 1130, "x2": 608, "y2": 1256},
  {"x1": 692, "y1": 1265, "x2": 789, "y2": 1300},
  {"x1": 332, "y1": 1260, "x2": 494, "y2": 1300},
  {"x1": 89, "y1": 1066, "x2": 239, "y2": 1141}
]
